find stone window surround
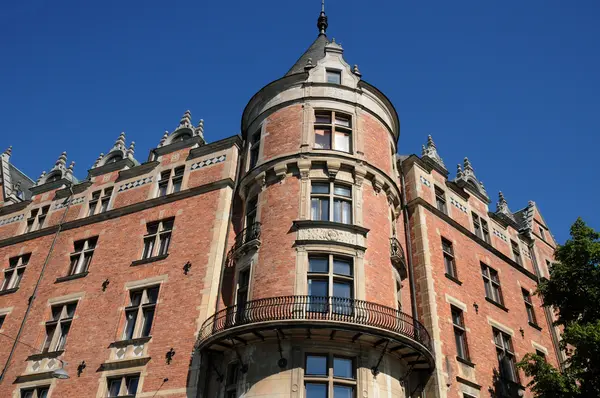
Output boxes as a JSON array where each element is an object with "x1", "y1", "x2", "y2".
[
  {"x1": 0, "y1": 306, "x2": 13, "y2": 332},
  {"x1": 295, "y1": 245, "x2": 365, "y2": 301},
  {"x1": 13, "y1": 381, "x2": 56, "y2": 398},
  {"x1": 246, "y1": 123, "x2": 264, "y2": 172},
  {"x1": 96, "y1": 366, "x2": 147, "y2": 398},
  {"x1": 232, "y1": 255, "x2": 256, "y2": 305}
]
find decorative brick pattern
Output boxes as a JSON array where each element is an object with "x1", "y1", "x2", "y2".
[
  {"x1": 420, "y1": 175, "x2": 432, "y2": 187},
  {"x1": 493, "y1": 228, "x2": 508, "y2": 242},
  {"x1": 190, "y1": 155, "x2": 226, "y2": 171},
  {"x1": 450, "y1": 196, "x2": 467, "y2": 213},
  {"x1": 0, "y1": 213, "x2": 24, "y2": 226},
  {"x1": 54, "y1": 196, "x2": 85, "y2": 209},
  {"x1": 117, "y1": 176, "x2": 153, "y2": 192}
]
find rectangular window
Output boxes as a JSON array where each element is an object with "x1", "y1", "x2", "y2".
[
  {"x1": 235, "y1": 267, "x2": 251, "y2": 321},
  {"x1": 26, "y1": 206, "x2": 49, "y2": 233},
  {"x1": 122, "y1": 286, "x2": 159, "y2": 340},
  {"x1": 1, "y1": 253, "x2": 30, "y2": 292},
  {"x1": 88, "y1": 187, "x2": 113, "y2": 216},
  {"x1": 311, "y1": 182, "x2": 352, "y2": 224},
  {"x1": 435, "y1": 186, "x2": 447, "y2": 214},
  {"x1": 442, "y1": 238, "x2": 457, "y2": 279},
  {"x1": 451, "y1": 306, "x2": 470, "y2": 361},
  {"x1": 157, "y1": 167, "x2": 185, "y2": 197},
  {"x1": 539, "y1": 226, "x2": 546, "y2": 240},
  {"x1": 107, "y1": 374, "x2": 140, "y2": 397},
  {"x1": 68, "y1": 237, "x2": 97, "y2": 276},
  {"x1": 226, "y1": 362, "x2": 240, "y2": 398},
  {"x1": 305, "y1": 354, "x2": 356, "y2": 398},
  {"x1": 314, "y1": 110, "x2": 352, "y2": 153},
  {"x1": 493, "y1": 328, "x2": 519, "y2": 383},
  {"x1": 36, "y1": 206, "x2": 49, "y2": 230},
  {"x1": 308, "y1": 255, "x2": 353, "y2": 314},
  {"x1": 472, "y1": 213, "x2": 490, "y2": 244},
  {"x1": 42, "y1": 302, "x2": 77, "y2": 352},
  {"x1": 535, "y1": 349, "x2": 546, "y2": 361},
  {"x1": 0, "y1": 314, "x2": 5, "y2": 329},
  {"x1": 249, "y1": 130, "x2": 261, "y2": 169},
  {"x1": 481, "y1": 263, "x2": 504, "y2": 305},
  {"x1": 511, "y1": 240, "x2": 523, "y2": 266},
  {"x1": 142, "y1": 218, "x2": 174, "y2": 259},
  {"x1": 522, "y1": 289, "x2": 538, "y2": 326},
  {"x1": 20, "y1": 386, "x2": 49, "y2": 398},
  {"x1": 326, "y1": 69, "x2": 341, "y2": 84}
]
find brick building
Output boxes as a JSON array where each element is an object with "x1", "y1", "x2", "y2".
[{"x1": 0, "y1": 5, "x2": 561, "y2": 398}]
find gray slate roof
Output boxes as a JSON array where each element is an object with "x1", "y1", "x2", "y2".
[{"x1": 285, "y1": 34, "x2": 329, "y2": 76}]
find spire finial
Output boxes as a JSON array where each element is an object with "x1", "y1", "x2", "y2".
[
  {"x1": 127, "y1": 142, "x2": 135, "y2": 158},
  {"x1": 317, "y1": 0, "x2": 328, "y2": 35},
  {"x1": 497, "y1": 191, "x2": 510, "y2": 214},
  {"x1": 4, "y1": 146, "x2": 12, "y2": 157}
]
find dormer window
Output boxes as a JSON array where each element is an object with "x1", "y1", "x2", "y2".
[
  {"x1": 105, "y1": 153, "x2": 123, "y2": 163},
  {"x1": 326, "y1": 69, "x2": 341, "y2": 84},
  {"x1": 46, "y1": 173, "x2": 61, "y2": 183},
  {"x1": 174, "y1": 132, "x2": 192, "y2": 142}
]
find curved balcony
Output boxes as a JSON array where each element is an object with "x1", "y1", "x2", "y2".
[
  {"x1": 227, "y1": 222, "x2": 261, "y2": 263},
  {"x1": 197, "y1": 296, "x2": 434, "y2": 371}
]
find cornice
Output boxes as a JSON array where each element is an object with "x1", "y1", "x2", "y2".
[
  {"x1": 407, "y1": 197, "x2": 539, "y2": 282},
  {"x1": 187, "y1": 135, "x2": 242, "y2": 161},
  {"x1": 0, "y1": 178, "x2": 234, "y2": 249}
]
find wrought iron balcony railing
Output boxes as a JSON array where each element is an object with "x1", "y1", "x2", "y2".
[
  {"x1": 232, "y1": 222, "x2": 261, "y2": 253},
  {"x1": 198, "y1": 295, "x2": 432, "y2": 352}
]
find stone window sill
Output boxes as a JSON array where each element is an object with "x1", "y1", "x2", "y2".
[
  {"x1": 130, "y1": 254, "x2": 169, "y2": 267},
  {"x1": 444, "y1": 273, "x2": 463, "y2": 286},
  {"x1": 27, "y1": 350, "x2": 64, "y2": 361},
  {"x1": 109, "y1": 336, "x2": 153, "y2": 348},
  {"x1": 55, "y1": 271, "x2": 89, "y2": 283},
  {"x1": 485, "y1": 297, "x2": 509, "y2": 312},
  {"x1": 456, "y1": 356, "x2": 476, "y2": 367},
  {"x1": 528, "y1": 321, "x2": 543, "y2": 331},
  {"x1": 456, "y1": 376, "x2": 482, "y2": 390},
  {"x1": 0, "y1": 287, "x2": 18, "y2": 296}
]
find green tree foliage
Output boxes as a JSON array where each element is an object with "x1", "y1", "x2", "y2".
[{"x1": 517, "y1": 218, "x2": 600, "y2": 397}]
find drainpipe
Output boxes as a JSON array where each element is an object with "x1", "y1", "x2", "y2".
[
  {"x1": 398, "y1": 159, "x2": 419, "y2": 324},
  {"x1": 528, "y1": 241, "x2": 564, "y2": 370},
  {"x1": 0, "y1": 185, "x2": 74, "y2": 383}
]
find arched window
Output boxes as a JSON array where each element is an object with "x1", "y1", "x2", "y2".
[
  {"x1": 174, "y1": 132, "x2": 192, "y2": 142},
  {"x1": 105, "y1": 153, "x2": 123, "y2": 164},
  {"x1": 46, "y1": 173, "x2": 61, "y2": 183}
]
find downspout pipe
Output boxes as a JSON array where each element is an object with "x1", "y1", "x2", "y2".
[
  {"x1": 0, "y1": 185, "x2": 74, "y2": 383},
  {"x1": 528, "y1": 241, "x2": 565, "y2": 371}
]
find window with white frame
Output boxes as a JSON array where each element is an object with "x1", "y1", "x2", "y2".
[
  {"x1": 25, "y1": 205, "x2": 50, "y2": 233},
  {"x1": 107, "y1": 374, "x2": 140, "y2": 397},
  {"x1": 481, "y1": 263, "x2": 504, "y2": 305},
  {"x1": 68, "y1": 237, "x2": 98, "y2": 276},
  {"x1": 305, "y1": 354, "x2": 356, "y2": 398},
  {"x1": 248, "y1": 130, "x2": 261, "y2": 170},
  {"x1": 157, "y1": 166, "x2": 185, "y2": 197},
  {"x1": 326, "y1": 69, "x2": 341, "y2": 84},
  {"x1": 1, "y1": 253, "x2": 30, "y2": 292},
  {"x1": 122, "y1": 286, "x2": 159, "y2": 340},
  {"x1": 142, "y1": 218, "x2": 174, "y2": 259},
  {"x1": 493, "y1": 328, "x2": 519, "y2": 383},
  {"x1": 472, "y1": 212, "x2": 490, "y2": 244},
  {"x1": 311, "y1": 182, "x2": 352, "y2": 224},
  {"x1": 88, "y1": 187, "x2": 113, "y2": 216},
  {"x1": 42, "y1": 302, "x2": 77, "y2": 353},
  {"x1": 20, "y1": 386, "x2": 49, "y2": 398},
  {"x1": 307, "y1": 255, "x2": 353, "y2": 314},
  {"x1": 314, "y1": 110, "x2": 352, "y2": 153}
]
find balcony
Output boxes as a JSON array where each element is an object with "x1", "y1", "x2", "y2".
[
  {"x1": 390, "y1": 236, "x2": 407, "y2": 279},
  {"x1": 227, "y1": 222, "x2": 261, "y2": 262},
  {"x1": 196, "y1": 295, "x2": 434, "y2": 372}
]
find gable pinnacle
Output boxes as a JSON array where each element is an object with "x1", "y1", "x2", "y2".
[
  {"x1": 159, "y1": 132, "x2": 169, "y2": 147},
  {"x1": 179, "y1": 110, "x2": 192, "y2": 129},
  {"x1": 4, "y1": 146, "x2": 12, "y2": 157},
  {"x1": 456, "y1": 164, "x2": 463, "y2": 179},
  {"x1": 93, "y1": 153, "x2": 104, "y2": 168},
  {"x1": 115, "y1": 132, "x2": 126, "y2": 150},
  {"x1": 497, "y1": 191, "x2": 510, "y2": 214},
  {"x1": 127, "y1": 142, "x2": 135, "y2": 158},
  {"x1": 195, "y1": 119, "x2": 204, "y2": 137},
  {"x1": 421, "y1": 135, "x2": 445, "y2": 169},
  {"x1": 55, "y1": 152, "x2": 67, "y2": 168},
  {"x1": 317, "y1": 0, "x2": 328, "y2": 35}
]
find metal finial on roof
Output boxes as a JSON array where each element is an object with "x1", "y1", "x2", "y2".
[
  {"x1": 4, "y1": 146, "x2": 12, "y2": 156},
  {"x1": 317, "y1": 0, "x2": 328, "y2": 35}
]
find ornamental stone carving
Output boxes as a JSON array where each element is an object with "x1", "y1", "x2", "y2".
[{"x1": 297, "y1": 227, "x2": 364, "y2": 247}]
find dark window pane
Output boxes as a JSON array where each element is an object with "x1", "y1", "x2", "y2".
[
  {"x1": 147, "y1": 287, "x2": 159, "y2": 304},
  {"x1": 127, "y1": 376, "x2": 140, "y2": 394},
  {"x1": 143, "y1": 237, "x2": 155, "y2": 259},
  {"x1": 158, "y1": 233, "x2": 171, "y2": 255},
  {"x1": 327, "y1": 70, "x2": 341, "y2": 84},
  {"x1": 130, "y1": 291, "x2": 143, "y2": 306},
  {"x1": 38, "y1": 388, "x2": 49, "y2": 398},
  {"x1": 333, "y1": 282, "x2": 352, "y2": 299},
  {"x1": 315, "y1": 112, "x2": 332, "y2": 124},
  {"x1": 66, "y1": 303, "x2": 77, "y2": 318},
  {"x1": 309, "y1": 257, "x2": 329, "y2": 273},
  {"x1": 21, "y1": 389, "x2": 34, "y2": 398},
  {"x1": 333, "y1": 258, "x2": 352, "y2": 276},
  {"x1": 306, "y1": 356, "x2": 327, "y2": 375},
  {"x1": 108, "y1": 379, "x2": 122, "y2": 397},
  {"x1": 306, "y1": 383, "x2": 327, "y2": 398},
  {"x1": 141, "y1": 308, "x2": 155, "y2": 337},
  {"x1": 314, "y1": 128, "x2": 332, "y2": 149},
  {"x1": 312, "y1": 183, "x2": 330, "y2": 194},
  {"x1": 333, "y1": 357, "x2": 353, "y2": 378},
  {"x1": 333, "y1": 385, "x2": 354, "y2": 398},
  {"x1": 333, "y1": 185, "x2": 351, "y2": 197},
  {"x1": 123, "y1": 309, "x2": 137, "y2": 340},
  {"x1": 147, "y1": 223, "x2": 159, "y2": 235},
  {"x1": 308, "y1": 279, "x2": 328, "y2": 297}
]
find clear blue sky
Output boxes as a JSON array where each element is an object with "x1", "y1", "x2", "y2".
[{"x1": 1, "y1": 0, "x2": 598, "y2": 243}]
